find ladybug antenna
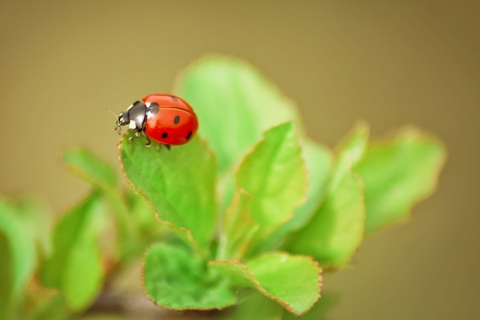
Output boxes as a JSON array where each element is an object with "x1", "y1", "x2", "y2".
[
  {"x1": 110, "y1": 110, "x2": 122, "y2": 135},
  {"x1": 108, "y1": 110, "x2": 118, "y2": 119}
]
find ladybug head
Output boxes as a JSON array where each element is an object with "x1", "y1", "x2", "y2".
[
  {"x1": 114, "y1": 101, "x2": 147, "y2": 135},
  {"x1": 117, "y1": 111, "x2": 129, "y2": 126},
  {"x1": 114, "y1": 111, "x2": 129, "y2": 135}
]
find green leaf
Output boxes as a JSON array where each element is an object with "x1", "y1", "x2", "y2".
[
  {"x1": 220, "y1": 292, "x2": 283, "y2": 320},
  {"x1": 175, "y1": 55, "x2": 303, "y2": 174},
  {"x1": 40, "y1": 192, "x2": 107, "y2": 310},
  {"x1": 263, "y1": 140, "x2": 332, "y2": 249},
  {"x1": 0, "y1": 198, "x2": 36, "y2": 309},
  {"x1": 13, "y1": 195, "x2": 52, "y2": 258},
  {"x1": 210, "y1": 252, "x2": 321, "y2": 316},
  {"x1": 62, "y1": 148, "x2": 137, "y2": 259},
  {"x1": 218, "y1": 189, "x2": 258, "y2": 260},
  {"x1": 285, "y1": 123, "x2": 368, "y2": 268},
  {"x1": 282, "y1": 292, "x2": 339, "y2": 320},
  {"x1": 62, "y1": 148, "x2": 118, "y2": 189},
  {"x1": 123, "y1": 189, "x2": 166, "y2": 239},
  {"x1": 330, "y1": 122, "x2": 369, "y2": 189},
  {"x1": 286, "y1": 171, "x2": 365, "y2": 268},
  {"x1": 235, "y1": 123, "x2": 307, "y2": 241},
  {"x1": 119, "y1": 135, "x2": 217, "y2": 254},
  {"x1": 354, "y1": 127, "x2": 447, "y2": 234},
  {"x1": 143, "y1": 242, "x2": 236, "y2": 310}
]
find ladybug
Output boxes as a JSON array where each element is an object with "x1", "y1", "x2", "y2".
[{"x1": 115, "y1": 94, "x2": 199, "y2": 149}]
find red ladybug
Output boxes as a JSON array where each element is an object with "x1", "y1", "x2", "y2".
[{"x1": 115, "y1": 94, "x2": 199, "y2": 149}]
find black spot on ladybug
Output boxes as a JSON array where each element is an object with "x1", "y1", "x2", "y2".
[
  {"x1": 161, "y1": 132, "x2": 168, "y2": 139},
  {"x1": 171, "y1": 96, "x2": 178, "y2": 102},
  {"x1": 173, "y1": 115, "x2": 180, "y2": 125},
  {"x1": 186, "y1": 131, "x2": 192, "y2": 140}
]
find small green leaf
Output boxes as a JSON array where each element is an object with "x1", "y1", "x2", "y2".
[
  {"x1": 211, "y1": 252, "x2": 321, "y2": 316},
  {"x1": 13, "y1": 195, "x2": 52, "y2": 258},
  {"x1": 176, "y1": 55, "x2": 303, "y2": 174},
  {"x1": 285, "y1": 123, "x2": 368, "y2": 268},
  {"x1": 330, "y1": 122, "x2": 369, "y2": 189},
  {"x1": 220, "y1": 292, "x2": 283, "y2": 320},
  {"x1": 264, "y1": 140, "x2": 332, "y2": 249},
  {"x1": 354, "y1": 127, "x2": 447, "y2": 234},
  {"x1": 236, "y1": 123, "x2": 307, "y2": 241},
  {"x1": 143, "y1": 242, "x2": 236, "y2": 310},
  {"x1": 119, "y1": 135, "x2": 217, "y2": 253},
  {"x1": 282, "y1": 292, "x2": 340, "y2": 320},
  {"x1": 218, "y1": 189, "x2": 258, "y2": 260},
  {"x1": 62, "y1": 148, "x2": 118, "y2": 189},
  {"x1": 40, "y1": 192, "x2": 107, "y2": 310},
  {"x1": 62, "y1": 148, "x2": 138, "y2": 259},
  {"x1": 286, "y1": 171, "x2": 365, "y2": 268},
  {"x1": 0, "y1": 198, "x2": 36, "y2": 309}
]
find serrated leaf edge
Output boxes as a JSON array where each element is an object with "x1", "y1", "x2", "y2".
[{"x1": 209, "y1": 252, "x2": 322, "y2": 316}]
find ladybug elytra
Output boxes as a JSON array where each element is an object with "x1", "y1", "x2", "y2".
[{"x1": 115, "y1": 94, "x2": 199, "y2": 149}]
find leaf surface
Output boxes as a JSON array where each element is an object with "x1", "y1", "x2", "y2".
[
  {"x1": 176, "y1": 55, "x2": 303, "y2": 174},
  {"x1": 211, "y1": 252, "x2": 321, "y2": 316},
  {"x1": 119, "y1": 135, "x2": 217, "y2": 253},
  {"x1": 354, "y1": 127, "x2": 446, "y2": 233},
  {"x1": 236, "y1": 123, "x2": 307, "y2": 241},
  {"x1": 40, "y1": 192, "x2": 107, "y2": 310},
  {"x1": 285, "y1": 124, "x2": 367, "y2": 268},
  {"x1": 143, "y1": 242, "x2": 236, "y2": 310}
]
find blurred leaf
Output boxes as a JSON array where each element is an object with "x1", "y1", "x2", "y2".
[
  {"x1": 40, "y1": 192, "x2": 107, "y2": 310},
  {"x1": 62, "y1": 148, "x2": 118, "y2": 190},
  {"x1": 354, "y1": 127, "x2": 447, "y2": 234},
  {"x1": 143, "y1": 242, "x2": 236, "y2": 310},
  {"x1": 286, "y1": 123, "x2": 368, "y2": 268},
  {"x1": 218, "y1": 189, "x2": 258, "y2": 260},
  {"x1": 330, "y1": 122, "x2": 369, "y2": 189},
  {"x1": 61, "y1": 148, "x2": 137, "y2": 259},
  {"x1": 286, "y1": 140, "x2": 333, "y2": 231},
  {"x1": 220, "y1": 291, "x2": 283, "y2": 320},
  {"x1": 13, "y1": 195, "x2": 52, "y2": 258},
  {"x1": 211, "y1": 252, "x2": 321, "y2": 316},
  {"x1": 176, "y1": 55, "x2": 303, "y2": 174},
  {"x1": 0, "y1": 198, "x2": 36, "y2": 310},
  {"x1": 24, "y1": 283, "x2": 69, "y2": 320},
  {"x1": 236, "y1": 123, "x2": 307, "y2": 242},
  {"x1": 282, "y1": 292, "x2": 340, "y2": 320},
  {"x1": 123, "y1": 189, "x2": 166, "y2": 239},
  {"x1": 263, "y1": 140, "x2": 332, "y2": 250},
  {"x1": 119, "y1": 134, "x2": 217, "y2": 254},
  {"x1": 0, "y1": 233, "x2": 13, "y2": 319},
  {"x1": 286, "y1": 171, "x2": 365, "y2": 268}
]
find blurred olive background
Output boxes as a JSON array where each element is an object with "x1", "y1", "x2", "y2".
[{"x1": 1, "y1": 0, "x2": 479, "y2": 319}]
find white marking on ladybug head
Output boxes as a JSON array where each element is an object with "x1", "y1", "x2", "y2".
[
  {"x1": 129, "y1": 120, "x2": 136, "y2": 129},
  {"x1": 145, "y1": 102, "x2": 151, "y2": 108}
]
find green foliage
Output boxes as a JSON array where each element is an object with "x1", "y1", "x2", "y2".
[
  {"x1": 144, "y1": 242, "x2": 236, "y2": 310},
  {"x1": 234, "y1": 122, "x2": 307, "y2": 245},
  {"x1": 0, "y1": 54, "x2": 446, "y2": 319},
  {"x1": 120, "y1": 135, "x2": 217, "y2": 253},
  {"x1": 286, "y1": 124, "x2": 367, "y2": 268},
  {"x1": 175, "y1": 55, "x2": 302, "y2": 174},
  {"x1": 40, "y1": 192, "x2": 107, "y2": 310},
  {"x1": 210, "y1": 252, "x2": 321, "y2": 316},
  {"x1": 354, "y1": 127, "x2": 446, "y2": 233}
]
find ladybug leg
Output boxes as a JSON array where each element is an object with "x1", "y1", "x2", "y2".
[
  {"x1": 128, "y1": 131, "x2": 141, "y2": 144},
  {"x1": 165, "y1": 144, "x2": 171, "y2": 151},
  {"x1": 142, "y1": 131, "x2": 151, "y2": 147}
]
